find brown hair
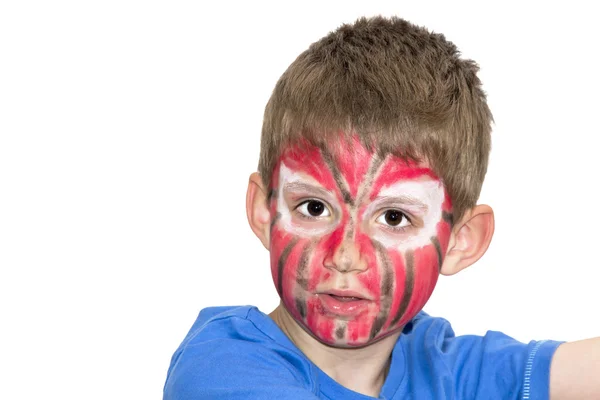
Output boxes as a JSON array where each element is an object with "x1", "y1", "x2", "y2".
[{"x1": 259, "y1": 16, "x2": 493, "y2": 222}]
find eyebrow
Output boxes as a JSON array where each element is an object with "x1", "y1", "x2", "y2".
[
  {"x1": 372, "y1": 195, "x2": 429, "y2": 211},
  {"x1": 282, "y1": 181, "x2": 333, "y2": 199}
]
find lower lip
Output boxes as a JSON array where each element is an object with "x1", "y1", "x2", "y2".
[{"x1": 318, "y1": 294, "x2": 370, "y2": 317}]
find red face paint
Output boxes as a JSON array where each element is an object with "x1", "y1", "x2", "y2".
[{"x1": 269, "y1": 136, "x2": 453, "y2": 347}]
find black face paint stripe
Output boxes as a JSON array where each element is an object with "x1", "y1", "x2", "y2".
[
  {"x1": 390, "y1": 250, "x2": 414, "y2": 327},
  {"x1": 296, "y1": 241, "x2": 314, "y2": 290},
  {"x1": 369, "y1": 240, "x2": 394, "y2": 339},
  {"x1": 295, "y1": 298, "x2": 307, "y2": 319},
  {"x1": 442, "y1": 211, "x2": 454, "y2": 226},
  {"x1": 277, "y1": 237, "x2": 299, "y2": 297},
  {"x1": 335, "y1": 324, "x2": 346, "y2": 340},
  {"x1": 319, "y1": 146, "x2": 354, "y2": 206},
  {"x1": 344, "y1": 154, "x2": 382, "y2": 241},
  {"x1": 270, "y1": 212, "x2": 281, "y2": 235},
  {"x1": 431, "y1": 236, "x2": 443, "y2": 271},
  {"x1": 267, "y1": 188, "x2": 278, "y2": 202},
  {"x1": 344, "y1": 219, "x2": 354, "y2": 240},
  {"x1": 294, "y1": 241, "x2": 314, "y2": 319},
  {"x1": 356, "y1": 155, "x2": 384, "y2": 206}
]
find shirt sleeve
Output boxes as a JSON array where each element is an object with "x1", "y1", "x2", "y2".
[
  {"x1": 163, "y1": 338, "x2": 320, "y2": 400},
  {"x1": 402, "y1": 314, "x2": 563, "y2": 399}
]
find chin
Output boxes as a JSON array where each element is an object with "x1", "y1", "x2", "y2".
[
  {"x1": 282, "y1": 297, "x2": 403, "y2": 348},
  {"x1": 303, "y1": 317, "x2": 402, "y2": 349}
]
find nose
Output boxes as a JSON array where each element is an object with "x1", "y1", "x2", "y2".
[{"x1": 327, "y1": 239, "x2": 368, "y2": 273}]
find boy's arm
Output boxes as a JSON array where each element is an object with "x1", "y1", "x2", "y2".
[{"x1": 550, "y1": 338, "x2": 600, "y2": 399}]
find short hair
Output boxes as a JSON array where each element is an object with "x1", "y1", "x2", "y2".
[{"x1": 258, "y1": 16, "x2": 493, "y2": 222}]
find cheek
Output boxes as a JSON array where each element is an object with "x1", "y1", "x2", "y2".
[
  {"x1": 269, "y1": 228, "x2": 299, "y2": 297},
  {"x1": 377, "y1": 222, "x2": 452, "y2": 331},
  {"x1": 269, "y1": 224, "x2": 336, "y2": 316},
  {"x1": 270, "y1": 229, "x2": 317, "y2": 324},
  {"x1": 398, "y1": 245, "x2": 439, "y2": 327},
  {"x1": 379, "y1": 249, "x2": 408, "y2": 331}
]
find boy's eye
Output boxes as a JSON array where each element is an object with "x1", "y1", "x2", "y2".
[
  {"x1": 376, "y1": 210, "x2": 410, "y2": 228},
  {"x1": 297, "y1": 200, "x2": 331, "y2": 217}
]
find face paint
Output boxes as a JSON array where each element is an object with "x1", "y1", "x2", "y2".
[{"x1": 269, "y1": 136, "x2": 453, "y2": 347}]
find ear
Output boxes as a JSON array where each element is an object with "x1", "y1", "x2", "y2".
[
  {"x1": 440, "y1": 204, "x2": 495, "y2": 276},
  {"x1": 246, "y1": 172, "x2": 271, "y2": 250}
]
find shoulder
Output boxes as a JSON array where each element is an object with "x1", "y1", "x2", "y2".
[
  {"x1": 400, "y1": 311, "x2": 563, "y2": 399},
  {"x1": 163, "y1": 306, "x2": 320, "y2": 400}
]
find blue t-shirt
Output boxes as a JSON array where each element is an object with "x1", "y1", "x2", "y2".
[{"x1": 163, "y1": 306, "x2": 561, "y2": 399}]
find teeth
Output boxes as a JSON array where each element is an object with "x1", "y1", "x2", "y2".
[{"x1": 332, "y1": 295, "x2": 360, "y2": 301}]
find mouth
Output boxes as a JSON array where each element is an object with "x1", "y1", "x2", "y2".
[
  {"x1": 328, "y1": 295, "x2": 363, "y2": 302},
  {"x1": 317, "y1": 290, "x2": 371, "y2": 317},
  {"x1": 321, "y1": 289, "x2": 370, "y2": 300}
]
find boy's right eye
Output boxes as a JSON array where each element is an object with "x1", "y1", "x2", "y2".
[{"x1": 296, "y1": 200, "x2": 331, "y2": 218}]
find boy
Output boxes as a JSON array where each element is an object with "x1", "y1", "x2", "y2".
[{"x1": 164, "y1": 16, "x2": 599, "y2": 399}]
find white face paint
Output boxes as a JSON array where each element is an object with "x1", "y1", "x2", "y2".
[
  {"x1": 277, "y1": 162, "x2": 445, "y2": 247},
  {"x1": 364, "y1": 180, "x2": 445, "y2": 251},
  {"x1": 276, "y1": 162, "x2": 340, "y2": 238}
]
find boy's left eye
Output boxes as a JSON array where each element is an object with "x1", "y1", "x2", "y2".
[
  {"x1": 376, "y1": 210, "x2": 410, "y2": 228},
  {"x1": 297, "y1": 200, "x2": 331, "y2": 218}
]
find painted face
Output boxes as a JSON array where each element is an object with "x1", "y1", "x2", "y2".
[{"x1": 268, "y1": 136, "x2": 453, "y2": 347}]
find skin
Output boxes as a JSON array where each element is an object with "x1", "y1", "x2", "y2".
[
  {"x1": 267, "y1": 136, "x2": 453, "y2": 347},
  {"x1": 248, "y1": 138, "x2": 600, "y2": 398},
  {"x1": 247, "y1": 134, "x2": 496, "y2": 395}
]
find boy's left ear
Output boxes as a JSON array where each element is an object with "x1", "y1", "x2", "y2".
[{"x1": 440, "y1": 205, "x2": 495, "y2": 276}]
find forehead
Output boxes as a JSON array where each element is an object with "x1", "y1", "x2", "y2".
[{"x1": 274, "y1": 137, "x2": 440, "y2": 196}]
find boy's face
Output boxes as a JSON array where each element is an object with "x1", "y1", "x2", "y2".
[{"x1": 268, "y1": 136, "x2": 453, "y2": 347}]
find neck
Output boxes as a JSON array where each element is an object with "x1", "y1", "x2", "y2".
[{"x1": 269, "y1": 303, "x2": 400, "y2": 397}]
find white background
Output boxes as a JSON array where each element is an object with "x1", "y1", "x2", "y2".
[{"x1": 1, "y1": 1, "x2": 599, "y2": 399}]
